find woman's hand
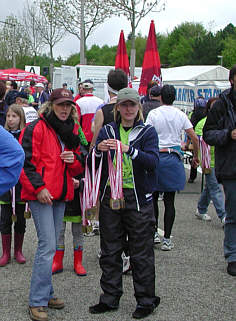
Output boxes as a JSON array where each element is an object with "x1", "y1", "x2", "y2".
[
  {"x1": 72, "y1": 178, "x2": 80, "y2": 189},
  {"x1": 97, "y1": 140, "x2": 111, "y2": 152},
  {"x1": 231, "y1": 128, "x2": 236, "y2": 140},
  {"x1": 37, "y1": 188, "x2": 53, "y2": 205},
  {"x1": 192, "y1": 156, "x2": 200, "y2": 168},
  {"x1": 100, "y1": 139, "x2": 129, "y2": 153},
  {"x1": 60, "y1": 151, "x2": 74, "y2": 163}
]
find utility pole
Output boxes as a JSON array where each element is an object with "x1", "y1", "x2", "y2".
[
  {"x1": 80, "y1": 0, "x2": 86, "y2": 64},
  {"x1": 217, "y1": 55, "x2": 223, "y2": 66}
]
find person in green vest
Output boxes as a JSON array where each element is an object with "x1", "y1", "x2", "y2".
[
  {"x1": 51, "y1": 123, "x2": 88, "y2": 276},
  {"x1": 195, "y1": 97, "x2": 226, "y2": 224}
]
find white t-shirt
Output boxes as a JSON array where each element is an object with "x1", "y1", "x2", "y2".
[
  {"x1": 145, "y1": 105, "x2": 192, "y2": 149},
  {"x1": 22, "y1": 106, "x2": 38, "y2": 125}
]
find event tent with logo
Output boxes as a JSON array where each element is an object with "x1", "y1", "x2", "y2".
[{"x1": 161, "y1": 65, "x2": 229, "y2": 111}]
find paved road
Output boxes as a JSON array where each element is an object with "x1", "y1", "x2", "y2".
[{"x1": 0, "y1": 171, "x2": 235, "y2": 321}]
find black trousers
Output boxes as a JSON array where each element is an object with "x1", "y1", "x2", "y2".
[
  {"x1": 189, "y1": 165, "x2": 197, "y2": 181},
  {"x1": 152, "y1": 191, "x2": 176, "y2": 239},
  {"x1": 99, "y1": 188, "x2": 157, "y2": 307},
  {"x1": 0, "y1": 203, "x2": 26, "y2": 234}
]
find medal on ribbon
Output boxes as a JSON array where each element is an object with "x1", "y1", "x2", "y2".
[
  {"x1": 80, "y1": 149, "x2": 103, "y2": 223},
  {"x1": 108, "y1": 140, "x2": 125, "y2": 210},
  {"x1": 11, "y1": 186, "x2": 17, "y2": 223},
  {"x1": 24, "y1": 203, "x2": 31, "y2": 219}
]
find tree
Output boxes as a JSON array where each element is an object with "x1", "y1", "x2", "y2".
[
  {"x1": 43, "y1": 0, "x2": 114, "y2": 64},
  {"x1": 21, "y1": 0, "x2": 46, "y2": 64},
  {"x1": 107, "y1": 0, "x2": 166, "y2": 78},
  {"x1": 34, "y1": 0, "x2": 65, "y2": 61},
  {"x1": 126, "y1": 33, "x2": 146, "y2": 67},
  {"x1": 222, "y1": 36, "x2": 236, "y2": 69},
  {"x1": 0, "y1": 16, "x2": 30, "y2": 68},
  {"x1": 32, "y1": 0, "x2": 66, "y2": 80},
  {"x1": 163, "y1": 22, "x2": 207, "y2": 66},
  {"x1": 191, "y1": 32, "x2": 222, "y2": 65}
]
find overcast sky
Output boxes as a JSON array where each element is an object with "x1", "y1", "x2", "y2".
[{"x1": 1, "y1": 0, "x2": 236, "y2": 59}]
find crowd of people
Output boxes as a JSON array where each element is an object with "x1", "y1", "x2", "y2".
[{"x1": 0, "y1": 65, "x2": 236, "y2": 321}]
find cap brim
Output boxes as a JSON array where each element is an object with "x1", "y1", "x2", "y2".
[
  {"x1": 117, "y1": 98, "x2": 139, "y2": 105},
  {"x1": 52, "y1": 97, "x2": 76, "y2": 105}
]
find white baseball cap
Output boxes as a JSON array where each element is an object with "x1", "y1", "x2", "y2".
[{"x1": 35, "y1": 83, "x2": 44, "y2": 88}]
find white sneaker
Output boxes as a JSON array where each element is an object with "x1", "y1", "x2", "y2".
[
  {"x1": 122, "y1": 253, "x2": 131, "y2": 274},
  {"x1": 161, "y1": 238, "x2": 174, "y2": 251},
  {"x1": 158, "y1": 193, "x2": 164, "y2": 201},
  {"x1": 154, "y1": 232, "x2": 161, "y2": 244},
  {"x1": 221, "y1": 216, "x2": 226, "y2": 226},
  {"x1": 83, "y1": 231, "x2": 95, "y2": 237},
  {"x1": 97, "y1": 249, "x2": 101, "y2": 259},
  {"x1": 195, "y1": 209, "x2": 211, "y2": 221},
  {"x1": 92, "y1": 224, "x2": 100, "y2": 235}
]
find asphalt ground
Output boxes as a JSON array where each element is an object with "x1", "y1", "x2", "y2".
[{"x1": 0, "y1": 169, "x2": 235, "y2": 321}]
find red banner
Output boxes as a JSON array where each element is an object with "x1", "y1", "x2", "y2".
[
  {"x1": 115, "y1": 30, "x2": 130, "y2": 77},
  {"x1": 138, "y1": 20, "x2": 162, "y2": 96}
]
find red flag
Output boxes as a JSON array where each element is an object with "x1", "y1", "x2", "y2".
[
  {"x1": 138, "y1": 20, "x2": 162, "y2": 96},
  {"x1": 115, "y1": 30, "x2": 132, "y2": 87},
  {"x1": 115, "y1": 30, "x2": 130, "y2": 75}
]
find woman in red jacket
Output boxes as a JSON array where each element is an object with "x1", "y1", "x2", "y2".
[{"x1": 20, "y1": 88, "x2": 84, "y2": 321}]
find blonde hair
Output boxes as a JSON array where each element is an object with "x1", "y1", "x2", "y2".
[
  {"x1": 5, "y1": 104, "x2": 26, "y2": 130},
  {"x1": 38, "y1": 101, "x2": 78, "y2": 122},
  {"x1": 16, "y1": 97, "x2": 28, "y2": 105},
  {"x1": 113, "y1": 102, "x2": 144, "y2": 123}
]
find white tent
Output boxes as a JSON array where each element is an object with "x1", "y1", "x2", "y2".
[{"x1": 161, "y1": 65, "x2": 229, "y2": 111}]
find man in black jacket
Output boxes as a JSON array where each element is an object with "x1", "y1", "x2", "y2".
[
  {"x1": 203, "y1": 65, "x2": 236, "y2": 277},
  {"x1": 142, "y1": 85, "x2": 162, "y2": 121}
]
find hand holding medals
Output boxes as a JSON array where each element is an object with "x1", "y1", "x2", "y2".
[
  {"x1": 80, "y1": 149, "x2": 103, "y2": 224},
  {"x1": 98, "y1": 139, "x2": 129, "y2": 153},
  {"x1": 107, "y1": 140, "x2": 125, "y2": 210}
]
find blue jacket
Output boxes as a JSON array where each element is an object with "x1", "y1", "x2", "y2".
[
  {"x1": 91, "y1": 120, "x2": 159, "y2": 210},
  {"x1": 0, "y1": 126, "x2": 25, "y2": 196}
]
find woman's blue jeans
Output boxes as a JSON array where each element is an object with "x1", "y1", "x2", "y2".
[
  {"x1": 197, "y1": 168, "x2": 226, "y2": 220},
  {"x1": 29, "y1": 200, "x2": 65, "y2": 307}
]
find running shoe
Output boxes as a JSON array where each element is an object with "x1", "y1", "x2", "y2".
[
  {"x1": 154, "y1": 232, "x2": 161, "y2": 244},
  {"x1": 161, "y1": 238, "x2": 174, "y2": 251},
  {"x1": 195, "y1": 209, "x2": 211, "y2": 221}
]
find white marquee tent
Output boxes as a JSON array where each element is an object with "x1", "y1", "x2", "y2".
[{"x1": 161, "y1": 65, "x2": 230, "y2": 111}]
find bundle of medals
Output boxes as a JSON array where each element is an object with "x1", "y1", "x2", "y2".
[
  {"x1": 199, "y1": 136, "x2": 211, "y2": 174},
  {"x1": 11, "y1": 186, "x2": 31, "y2": 223},
  {"x1": 108, "y1": 140, "x2": 125, "y2": 210},
  {"x1": 80, "y1": 149, "x2": 103, "y2": 232}
]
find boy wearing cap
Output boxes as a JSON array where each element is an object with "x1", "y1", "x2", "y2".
[
  {"x1": 75, "y1": 81, "x2": 103, "y2": 148},
  {"x1": 142, "y1": 84, "x2": 162, "y2": 121},
  {"x1": 15, "y1": 91, "x2": 38, "y2": 125},
  {"x1": 32, "y1": 83, "x2": 49, "y2": 110}
]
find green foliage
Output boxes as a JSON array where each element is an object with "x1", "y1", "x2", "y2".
[
  {"x1": 1, "y1": 20, "x2": 236, "y2": 72},
  {"x1": 222, "y1": 36, "x2": 236, "y2": 68}
]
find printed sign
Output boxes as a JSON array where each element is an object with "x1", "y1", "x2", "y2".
[{"x1": 25, "y1": 66, "x2": 40, "y2": 75}]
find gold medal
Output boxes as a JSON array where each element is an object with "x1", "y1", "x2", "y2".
[
  {"x1": 110, "y1": 198, "x2": 120, "y2": 210},
  {"x1": 85, "y1": 207, "x2": 97, "y2": 220},
  {"x1": 24, "y1": 210, "x2": 31, "y2": 219},
  {"x1": 87, "y1": 225, "x2": 93, "y2": 233},
  {"x1": 82, "y1": 225, "x2": 87, "y2": 234},
  {"x1": 12, "y1": 214, "x2": 17, "y2": 223}
]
